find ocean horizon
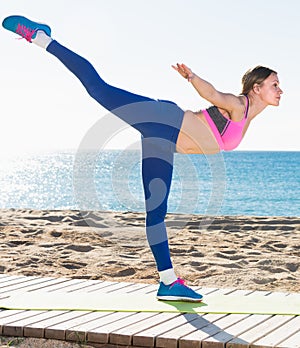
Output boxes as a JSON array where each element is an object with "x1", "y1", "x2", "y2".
[{"x1": 0, "y1": 150, "x2": 299, "y2": 217}]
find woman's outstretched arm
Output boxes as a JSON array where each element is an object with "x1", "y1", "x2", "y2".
[{"x1": 172, "y1": 63, "x2": 243, "y2": 112}]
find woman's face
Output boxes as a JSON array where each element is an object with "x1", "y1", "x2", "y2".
[{"x1": 257, "y1": 72, "x2": 283, "y2": 106}]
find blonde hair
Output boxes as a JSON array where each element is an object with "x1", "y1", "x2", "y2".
[{"x1": 242, "y1": 66, "x2": 277, "y2": 95}]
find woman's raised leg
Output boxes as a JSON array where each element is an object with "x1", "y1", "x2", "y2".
[{"x1": 2, "y1": 15, "x2": 203, "y2": 302}]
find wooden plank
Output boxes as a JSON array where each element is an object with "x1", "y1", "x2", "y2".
[
  {"x1": 87, "y1": 281, "x2": 135, "y2": 293},
  {"x1": 55, "y1": 280, "x2": 116, "y2": 294},
  {"x1": 107, "y1": 282, "x2": 151, "y2": 294},
  {"x1": 249, "y1": 316, "x2": 300, "y2": 348},
  {"x1": 47, "y1": 279, "x2": 143, "y2": 295},
  {"x1": 109, "y1": 312, "x2": 179, "y2": 346},
  {"x1": 87, "y1": 312, "x2": 158, "y2": 344},
  {"x1": 0, "y1": 310, "x2": 44, "y2": 335},
  {"x1": 6, "y1": 278, "x2": 69, "y2": 294},
  {"x1": 276, "y1": 329, "x2": 300, "y2": 348},
  {"x1": 199, "y1": 288, "x2": 229, "y2": 295},
  {"x1": 46, "y1": 279, "x2": 89, "y2": 292},
  {"x1": 132, "y1": 313, "x2": 207, "y2": 348},
  {"x1": 145, "y1": 313, "x2": 226, "y2": 348},
  {"x1": 1, "y1": 277, "x2": 72, "y2": 296},
  {"x1": 0, "y1": 275, "x2": 16, "y2": 282},
  {"x1": 27, "y1": 278, "x2": 76, "y2": 292},
  {"x1": 64, "y1": 280, "x2": 104, "y2": 293},
  {"x1": 216, "y1": 289, "x2": 294, "y2": 347},
  {"x1": 126, "y1": 283, "x2": 157, "y2": 294},
  {"x1": 0, "y1": 310, "x2": 27, "y2": 321},
  {"x1": 104, "y1": 282, "x2": 140, "y2": 293},
  {"x1": 68, "y1": 281, "x2": 118, "y2": 294},
  {"x1": 127, "y1": 284, "x2": 157, "y2": 295},
  {"x1": 2, "y1": 310, "x2": 58, "y2": 337},
  {"x1": 0, "y1": 311, "x2": 22, "y2": 334},
  {"x1": 24, "y1": 311, "x2": 81, "y2": 338},
  {"x1": 179, "y1": 314, "x2": 265, "y2": 348},
  {"x1": 66, "y1": 311, "x2": 124, "y2": 342},
  {"x1": 66, "y1": 280, "x2": 148, "y2": 295},
  {"x1": 70, "y1": 311, "x2": 136, "y2": 344},
  {"x1": 0, "y1": 276, "x2": 32, "y2": 290},
  {"x1": 177, "y1": 288, "x2": 273, "y2": 348},
  {"x1": 22, "y1": 311, "x2": 69, "y2": 338},
  {"x1": 45, "y1": 311, "x2": 97, "y2": 340},
  {"x1": 0, "y1": 277, "x2": 55, "y2": 294},
  {"x1": 223, "y1": 289, "x2": 254, "y2": 296},
  {"x1": 202, "y1": 288, "x2": 239, "y2": 296},
  {"x1": 210, "y1": 314, "x2": 293, "y2": 348}
]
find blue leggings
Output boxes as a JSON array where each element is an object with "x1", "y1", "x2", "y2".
[{"x1": 47, "y1": 40, "x2": 184, "y2": 272}]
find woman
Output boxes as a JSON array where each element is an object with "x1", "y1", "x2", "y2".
[{"x1": 2, "y1": 15, "x2": 283, "y2": 302}]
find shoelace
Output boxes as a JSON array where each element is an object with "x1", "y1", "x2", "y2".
[
  {"x1": 16, "y1": 23, "x2": 36, "y2": 42},
  {"x1": 170, "y1": 278, "x2": 186, "y2": 288}
]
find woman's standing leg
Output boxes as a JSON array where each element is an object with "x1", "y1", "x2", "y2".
[
  {"x1": 141, "y1": 137, "x2": 175, "y2": 276},
  {"x1": 141, "y1": 137, "x2": 202, "y2": 301}
]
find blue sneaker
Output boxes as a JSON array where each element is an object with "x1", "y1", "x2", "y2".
[
  {"x1": 157, "y1": 278, "x2": 203, "y2": 302},
  {"x1": 2, "y1": 15, "x2": 51, "y2": 42}
]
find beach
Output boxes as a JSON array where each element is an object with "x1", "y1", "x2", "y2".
[
  {"x1": 1, "y1": 209, "x2": 299, "y2": 292},
  {"x1": 0, "y1": 209, "x2": 299, "y2": 347}
]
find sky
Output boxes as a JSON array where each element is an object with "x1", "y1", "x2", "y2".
[{"x1": 1, "y1": 0, "x2": 300, "y2": 154}]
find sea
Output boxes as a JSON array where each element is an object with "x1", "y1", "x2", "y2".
[{"x1": 0, "y1": 150, "x2": 299, "y2": 217}]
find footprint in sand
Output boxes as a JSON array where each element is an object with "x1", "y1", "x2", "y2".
[
  {"x1": 39, "y1": 243, "x2": 66, "y2": 249},
  {"x1": 219, "y1": 261, "x2": 248, "y2": 269},
  {"x1": 50, "y1": 231, "x2": 63, "y2": 237},
  {"x1": 256, "y1": 259, "x2": 272, "y2": 266},
  {"x1": 20, "y1": 228, "x2": 43, "y2": 235},
  {"x1": 98, "y1": 231, "x2": 113, "y2": 238},
  {"x1": 61, "y1": 261, "x2": 87, "y2": 270},
  {"x1": 253, "y1": 277, "x2": 277, "y2": 285},
  {"x1": 194, "y1": 265, "x2": 209, "y2": 272},
  {"x1": 246, "y1": 251, "x2": 262, "y2": 256},
  {"x1": 190, "y1": 251, "x2": 205, "y2": 258},
  {"x1": 286, "y1": 263, "x2": 299, "y2": 272},
  {"x1": 190, "y1": 261, "x2": 208, "y2": 272},
  {"x1": 111, "y1": 268, "x2": 136, "y2": 277},
  {"x1": 260, "y1": 266, "x2": 287, "y2": 273},
  {"x1": 214, "y1": 252, "x2": 246, "y2": 261},
  {"x1": 171, "y1": 248, "x2": 187, "y2": 254},
  {"x1": 218, "y1": 249, "x2": 236, "y2": 255},
  {"x1": 72, "y1": 218, "x2": 107, "y2": 228},
  {"x1": 6, "y1": 240, "x2": 33, "y2": 247},
  {"x1": 107, "y1": 260, "x2": 118, "y2": 264},
  {"x1": 261, "y1": 241, "x2": 286, "y2": 252},
  {"x1": 119, "y1": 253, "x2": 139, "y2": 259},
  {"x1": 65, "y1": 245, "x2": 95, "y2": 252},
  {"x1": 272, "y1": 242, "x2": 288, "y2": 249},
  {"x1": 81, "y1": 211, "x2": 105, "y2": 221},
  {"x1": 244, "y1": 236, "x2": 261, "y2": 245}
]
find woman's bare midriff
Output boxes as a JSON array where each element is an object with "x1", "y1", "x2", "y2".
[{"x1": 176, "y1": 110, "x2": 221, "y2": 154}]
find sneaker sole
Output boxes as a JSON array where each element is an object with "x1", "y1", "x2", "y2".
[{"x1": 157, "y1": 295, "x2": 203, "y2": 302}]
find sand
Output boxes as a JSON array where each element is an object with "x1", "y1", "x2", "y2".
[
  {"x1": 0, "y1": 209, "x2": 299, "y2": 347},
  {"x1": 1, "y1": 209, "x2": 299, "y2": 291}
]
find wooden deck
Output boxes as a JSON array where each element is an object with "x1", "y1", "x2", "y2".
[{"x1": 0, "y1": 274, "x2": 299, "y2": 348}]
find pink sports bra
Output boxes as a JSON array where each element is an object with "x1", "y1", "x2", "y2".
[{"x1": 202, "y1": 95, "x2": 249, "y2": 151}]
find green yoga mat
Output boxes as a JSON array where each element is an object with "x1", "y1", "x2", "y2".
[{"x1": 1, "y1": 291, "x2": 299, "y2": 316}]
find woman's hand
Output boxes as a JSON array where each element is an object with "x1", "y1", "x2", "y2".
[{"x1": 172, "y1": 63, "x2": 194, "y2": 82}]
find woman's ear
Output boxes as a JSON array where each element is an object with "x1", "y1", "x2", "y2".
[{"x1": 252, "y1": 83, "x2": 260, "y2": 94}]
